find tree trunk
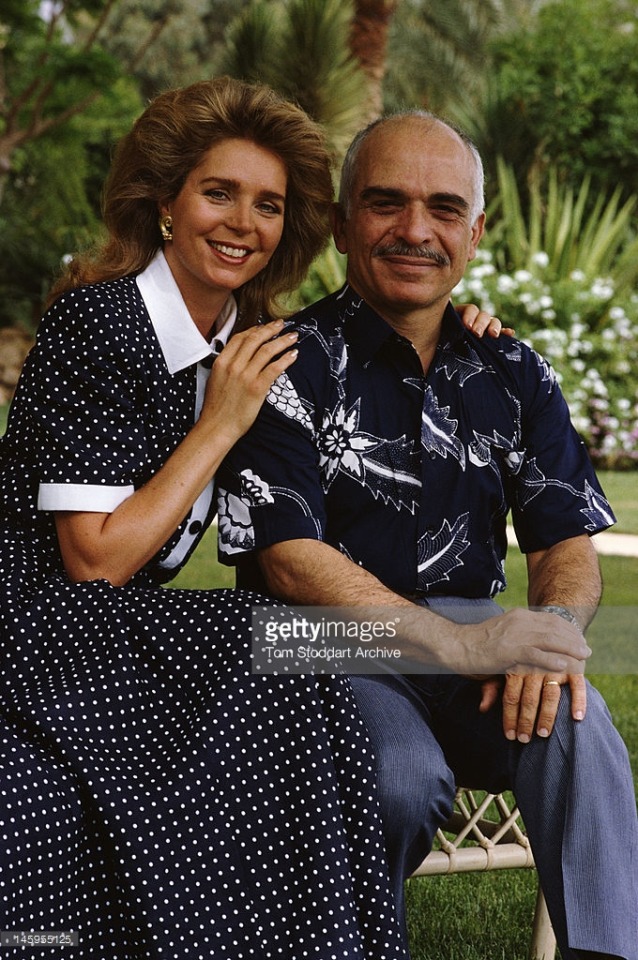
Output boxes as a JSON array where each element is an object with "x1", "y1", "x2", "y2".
[{"x1": 349, "y1": 0, "x2": 399, "y2": 123}]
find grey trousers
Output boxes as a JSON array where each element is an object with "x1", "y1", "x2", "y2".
[{"x1": 349, "y1": 597, "x2": 638, "y2": 960}]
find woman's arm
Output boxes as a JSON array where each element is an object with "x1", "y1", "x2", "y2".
[{"x1": 56, "y1": 321, "x2": 298, "y2": 586}]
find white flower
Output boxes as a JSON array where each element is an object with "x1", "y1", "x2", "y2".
[
  {"x1": 531, "y1": 251, "x2": 550, "y2": 268},
  {"x1": 572, "y1": 415, "x2": 589, "y2": 432},
  {"x1": 514, "y1": 269, "x2": 533, "y2": 283},
  {"x1": 569, "y1": 321, "x2": 587, "y2": 339},
  {"x1": 591, "y1": 278, "x2": 615, "y2": 300},
  {"x1": 609, "y1": 306, "x2": 627, "y2": 321},
  {"x1": 496, "y1": 275, "x2": 517, "y2": 294},
  {"x1": 470, "y1": 263, "x2": 496, "y2": 278}
]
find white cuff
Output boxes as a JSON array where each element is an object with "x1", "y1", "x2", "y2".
[{"x1": 37, "y1": 482, "x2": 135, "y2": 513}]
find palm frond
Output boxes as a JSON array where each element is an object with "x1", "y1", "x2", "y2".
[{"x1": 218, "y1": 1, "x2": 285, "y2": 83}]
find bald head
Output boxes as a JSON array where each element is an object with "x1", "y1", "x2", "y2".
[{"x1": 339, "y1": 112, "x2": 485, "y2": 224}]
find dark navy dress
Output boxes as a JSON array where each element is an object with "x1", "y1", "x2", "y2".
[{"x1": 0, "y1": 257, "x2": 407, "y2": 959}]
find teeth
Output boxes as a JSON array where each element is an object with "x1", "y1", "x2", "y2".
[{"x1": 212, "y1": 242, "x2": 249, "y2": 259}]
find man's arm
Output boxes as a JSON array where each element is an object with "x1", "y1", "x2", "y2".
[
  {"x1": 259, "y1": 538, "x2": 593, "y2": 678},
  {"x1": 488, "y1": 534, "x2": 602, "y2": 743},
  {"x1": 526, "y1": 533, "x2": 602, "y2": 627}
]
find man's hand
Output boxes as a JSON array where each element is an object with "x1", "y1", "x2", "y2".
[
  {"x1": 478, "y1": 670, "x2": 587, "y2": 742},
  {"x1": 452, "y1": 606, "x2": 591, "y2": 677}
]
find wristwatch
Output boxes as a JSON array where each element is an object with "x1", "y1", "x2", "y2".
[{"x1": 541, "y1": 604, "x2": 582, "y2": 632}]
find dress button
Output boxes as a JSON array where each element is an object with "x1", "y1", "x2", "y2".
[{"x1": 189, "y1": 520, "x2": 203, "y2": 535}]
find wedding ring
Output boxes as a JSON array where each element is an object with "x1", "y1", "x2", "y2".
[{"x1": 543, "y1": 680, "x2": 561, "y2": 687}]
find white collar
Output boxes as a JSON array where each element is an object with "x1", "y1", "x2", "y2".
[{"x1": 136, "y1": 250, "x2": 237, "y2": 375}]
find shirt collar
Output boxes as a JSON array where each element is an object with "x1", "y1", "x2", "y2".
[
  {"x1": 136, "y1": 250, "x2": 237, "y2": 374},
  {"x1": 340, "y1": 284, "x2": 465, "y2": 365}
]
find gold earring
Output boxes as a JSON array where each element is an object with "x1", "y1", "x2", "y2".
[{"x1": 159, "y1": 215, "x2": 173, "y2": 241}]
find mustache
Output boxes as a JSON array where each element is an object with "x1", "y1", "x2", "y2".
[{"x1": 373, "y1": 242, "x2": 450, "y2": 266}]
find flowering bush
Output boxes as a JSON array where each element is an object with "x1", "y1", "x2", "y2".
[{"x1": 454, "y1": 250, "x2": 638, "y2": 469}]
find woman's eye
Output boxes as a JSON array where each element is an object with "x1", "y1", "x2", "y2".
[{"x1": 258, "y1": 202, "x2": 283, "y2": 215}]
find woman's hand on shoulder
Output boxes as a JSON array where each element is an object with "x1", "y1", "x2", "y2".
[
  {"x1": 202, "y1": 319, "x2": 299, "y2": 440},
  {"x1": 457, "y1": 304, "x2": 515, "y2": 339}
]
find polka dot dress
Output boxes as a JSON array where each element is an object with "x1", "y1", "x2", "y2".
[{"x1": 0, "y1": 279, "x2": 408, "y2": 959}]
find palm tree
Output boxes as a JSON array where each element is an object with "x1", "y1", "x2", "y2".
[
  {"x1": 349, "y1": 0, "x2": 400, "y2": 123},
  {"x1": 220, "y1": 0, "x2": 369, "y2": 162},
  {"x1": 385, "y1": 0, "x2": 508, "y2": 115}
]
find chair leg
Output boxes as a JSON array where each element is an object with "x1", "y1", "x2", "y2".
[{"x1": 530, "y1": 883, "x2": 557, "y2": 960}]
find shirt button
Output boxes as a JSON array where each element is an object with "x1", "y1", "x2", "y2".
[{"x1": 189, "y1": 520, "x2": 203, "y2": 535}]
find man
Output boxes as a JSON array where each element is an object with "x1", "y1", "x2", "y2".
[{"x1": 217, "y1": 112, "x2": 637, "y2": 959}]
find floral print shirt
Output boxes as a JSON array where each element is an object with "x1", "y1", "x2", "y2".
[{"x1": 217, "y1": 285, "x2": 615, "y2": 599}]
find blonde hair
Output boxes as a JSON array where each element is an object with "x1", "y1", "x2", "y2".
[{"x1": 47, "y1": 77, "x2": 334, "y2": 325}]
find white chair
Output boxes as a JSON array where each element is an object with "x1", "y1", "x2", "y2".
[{"x1": 410, "y1": 787, "x2": 557, "y2": 960}]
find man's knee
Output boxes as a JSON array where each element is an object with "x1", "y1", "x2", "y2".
[
  {"x1": 349, "y1": 675, "x2": 456, "y2": 833},
  {"x1": 373, "y1": 734, "x2": 456, "y2": 834}
]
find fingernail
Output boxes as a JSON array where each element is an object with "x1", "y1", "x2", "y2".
[
  {"x1": 538, "y1": 727, "x2": 549, "y2": 738},
  {"x1": 574, "y1": 711, "x2": 584, "y2": 721},
  {"x1": 517, "y1": 733, "x2": 530, "y2": 744},
  {"x1": 505, "y1": 730, "x2": 516, "y2": 741}
]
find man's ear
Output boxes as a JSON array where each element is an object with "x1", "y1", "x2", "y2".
[
  {"x1": 330, "y1": 202, "x2": 349, "y2": 255},
  {"x1": 468, "y1": 211, "x2": 486, "y2": 262}
]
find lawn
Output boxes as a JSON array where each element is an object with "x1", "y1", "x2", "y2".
[{"x1": 1, "y1": 403, "x2": 636, "y2": 958}]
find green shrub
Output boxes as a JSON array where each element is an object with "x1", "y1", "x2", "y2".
[{"x1": 454, "y1": 251, "x2": 638, "y2": 469}]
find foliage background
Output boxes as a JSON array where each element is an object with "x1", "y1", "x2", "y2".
[{"x1": 1, "y1": 0, "x2": 637, "y2": 467}]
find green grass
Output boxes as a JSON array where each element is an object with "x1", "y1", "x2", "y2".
[
  {"x1": 170, "y1": 528, "x2": 235, "y2": 590},
  {"x1": 406, "y1": 870, "x2": 541, "y2": 960},
  {"x1": 597, "y1": 470, "x2": 638, "y2": 534}
]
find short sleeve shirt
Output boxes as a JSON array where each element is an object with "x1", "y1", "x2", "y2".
[
  {"x1": 217, "y1": 285, "x2": 615, "y2": 599},
  {"x1": 1, "y1": 251, "x2": 235, "y2": 581}
]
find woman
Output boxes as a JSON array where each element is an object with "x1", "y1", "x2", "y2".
[{"x1": 0, "y1": 77, "x2": 500, "y2": 958}]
